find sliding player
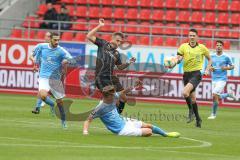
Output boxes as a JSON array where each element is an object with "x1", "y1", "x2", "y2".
[{"x1": 83, "y1": 81, "x2": 180, "y2": 137}]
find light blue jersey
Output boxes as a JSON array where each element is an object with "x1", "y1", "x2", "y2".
[
  {"x1": 33, "y1": 43, "x2": 72, "y2": 79},
  {"x1": 211, "y1": 53, "x2": 233, "y2": 82},
  {"x1": 91, "y1": 93, "x2": 125, "y2": 134}
]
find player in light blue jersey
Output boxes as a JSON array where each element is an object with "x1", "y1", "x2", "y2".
[
  {"x1": 30, "y1": 31, "x2": 51, "y2": 112},
  {"x1": 31, "y1": 32, "x2": 72, "y2": 128},
  {"x1": 83, "y1": 81, "x2": 180, "y2": 137},
  {"x1": 208, "y1": 40, "x2": 235, "y2": 119}
]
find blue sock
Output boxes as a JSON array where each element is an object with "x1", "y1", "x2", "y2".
[
  {"x1": 220, "y1": 93, "x2": 229, "y2": 99},
  {"x1": 44, "y1": 96, "x2": 54, "y2": 108},
  {"x1": 36, "y1": 98, "x2": 42, "y2": 109},
  {"x1": 57, "y1": 104, "x2": 65, "y2": 121},
  {"x1": 212, "y1": 101, "x2": 218, "y2": 115},
  {"x1": 152, "y1": 125, "x2": 167, "y2": 137}
]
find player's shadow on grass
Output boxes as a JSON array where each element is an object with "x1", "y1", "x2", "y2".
[{"x1": 54, "y1": 99, "x2": 93, "y2": 121}]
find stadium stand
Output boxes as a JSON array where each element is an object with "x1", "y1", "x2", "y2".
[{"x1": 4, "y1": 0, "x2": 240, "y2": 49}]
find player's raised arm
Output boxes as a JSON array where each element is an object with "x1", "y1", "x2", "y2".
[
  {"x1": 117, "y1": 57, "x2": 136, "y2": 70},
  {"x1": 86, "y1": 19, "x2": 105, "y2": 43},
  {"x1": 118, "y1": 80, "x2": 142, "y2": 102}
]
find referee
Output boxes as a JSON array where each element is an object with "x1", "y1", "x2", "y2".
[
  {"x1": 86, "y1": 19, "x2": 136, "y2": 114},
  {"x1": 171, "y1": 29, "x2": 212, "y2": 128}
]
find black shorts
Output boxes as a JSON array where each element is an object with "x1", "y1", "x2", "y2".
[
  {"x1": 95, "y1": 75, "x2": 123, "y2": 92},
  {"x1": 183, "y1": 70, "x2": 202, "y2": 93}
]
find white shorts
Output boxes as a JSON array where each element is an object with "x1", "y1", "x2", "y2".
[
  {"x1": 118, "y1": 118, "x2": 143, "y2": 136},
  {"x1": 212, "y1": 81, "x2": 226, "y2": 95},
  {"x1": 38, "y1": 78, "x2": 65, "y2": 99}
]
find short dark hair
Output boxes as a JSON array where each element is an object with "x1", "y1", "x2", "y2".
[
  {"x1": 189, "y1": 28, "x2": 198, "y2": 35},
  {"x1": 216, "y1": 40, "x2": 224, "y2": 46},
  {"x1": 102, "y1": 85, "x2": 115, "y2": 97},
  {"x1": 50, "y1": 32, "x2": 60, "y2": 39},
  {"x1": 112, "y1": 32, "x2": 124, "y2": 39}
]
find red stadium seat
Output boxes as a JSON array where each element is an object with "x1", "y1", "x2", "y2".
[
  {"x1": 89, "y1": 7, "x2": 100, "y2": 18},
  {"x1": 53, "y1": 4, "x2": 61, "y2": 13},
  {"x1": 88, "y1": 19, "x2": 99, "y2": 29},
  {"x1": 10, "y1": 28, "x2": 22, "y2": 38},
  {"x1": 178, "y1": 11, "x2": 190, "y2": 22},
  {"x1": 201, "y1": 25, "x2": 216, "y2": 37},
  {"x1": 88, "y1": 0, "x2": 100, "y2": 5},
  {"x1": 204, "y1": 12, "x2": 216, "y2": 23},
  {"x1": 22, "y1": 16, "x2": 38, "y2": 28},
  {"x1": 203, "y1": 0, "x2": 215, "y2": 10},
  {"x1": 73, "y1": 33, "x2": 86, "y2": 42},
  {"x1": 178, "y1": 0, "x2": 190, "y2": 9},
  {"x1": 101, "y1": 34, "x2": 112, "y2": 41},
  {"x1": 179, "y1": 24, "x2": 190, "y2": 35},
  {"x1": 139, "y1": 0, "x2": 152, "y2": 8},
  {"x1": 101, "y1": 7, "x2": 113, "y2": 19},
  {"x1": 101, "y1": 20, "x2": 113, "y2": 32},
  {"x1": 229, "y1": 0, "x2": 240, "y2": 12},
  {"x1": 230, "y1": 27, "x2": 240, "y2": 39},
  {"x1": 61, "y1": 0, "x2": 74, "y2": 4},
  {"x1": 113, "y1": 20, "x2": 125, "y2": 32},
  {"x1": 139, "y1": 9, "x2": 151, "y2": 20},
  {"x1": 152, "y1": 10, "x2": 164, "y2": 21},
  {"x1": 205, "y1": 40, "x2": 214, "y2": 49},
  {"x1": 165, "y1": 0, "x2": 177, "y2": 8},
  {"x1": 216, "y1": 1, "x2": 228, "y2": 11},
  {"x1": 113, "y1": 0, "x2": 125, "y2": 6},
  {"x1": 66, "y1": 5, "x2": 74, "y2": 16},
  {"x1": 224, "y1": 41, "x2": 231, "y2": 50},
  {"x1": 72, "y1": 19, "x2": 87, "y2": 31},
  {"x1": 62, "y1": 32, "x2": 74, "y2": 41},
  {"x1": 75, "y1": 6, "x2": 87, "y2": 17},
  {"x1": 192, "y1": 24, "x2": 204, "y2": 36},
  {"x1": 23, "y1": 30, "x2": 35, "y2": 39},
  {"x1": 152, "y1": 0, "x2": 164, "y2": 8},
  {"x1": 217, "y1": 13, "x2": 229, "y2": 24},
  {"x1": 139, "y1": 36, "x2": 150, "y2": 45},
  {"x1": 152, "y1": 37, "x2": 163, "y2": 46},
  {"x1": 124, "y1": 21, "x2": 138, "y2": 33},
  {"x1": 138, "y1": 22, "x2": 150, "y2": 34},
  {"x1": 164, "y1": 10, "x2": 177, "y2": 22},
  {"x1": 35, "y1": 30, "x2": 46, "y2": 40},
  {"x1": 36, "y1": 4, "x2": 47, "y2": 15},
  {"x1": 113, "y1": 8, "x2": 125, "y2": 19},
  {"x1": 75, "y1": 0, "x2": 87, "y2": 4},
  {"x1": 127, "y1": 35, "x2": 137, "y2": 44},
  {"x1": 165, "y1": 23, "x2": 178, "y2": 35},
  {"x1": 191, "y1": 11, "x2": 203, "y2": 23},
  {"x1": 125, "y1": 8, "x2": 138, "y2": 20},
  {"x1": 102, "y1": 0, "x2": 112, "y2": 6},
  {"x1": 126, "y1": 0, "x2": 138, "y2": 7},
  {"x1": 152, "y1": 22, "x2": 164, "y2": 34},
  {"x1": 230, "y1": 13, "x2": 240, "y2": 25},
  {"x1": 215, "y1": 26, "x2": 230, "y2": 38},
  {"x1": 165, "y1": 37, "x2": 178, "y2": 47},
  {"x1": 191, "y1": 0, "x2": 203, "y2": 10}
]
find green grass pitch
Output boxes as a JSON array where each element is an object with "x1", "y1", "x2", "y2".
[{"x1": 0, "y1": 94, "x2": 239, "y2": 160}]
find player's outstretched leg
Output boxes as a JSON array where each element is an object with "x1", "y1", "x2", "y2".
[
  {"x1": 220, "y1": 92, "x2": 236, "y2": 101},
  {"x1": 141, "y1": 123, "x2": 180, "y2": 138},
  {"x1": 38, "y1": 90, "x2": 55, "y2": 116},
  {"x1": 32, "y1": 98, "x2": 42, "y2": 114}
]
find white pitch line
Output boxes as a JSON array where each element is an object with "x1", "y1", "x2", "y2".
[{"x1": 0, "y1": 138, "x2": 235, "y2": 159}]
